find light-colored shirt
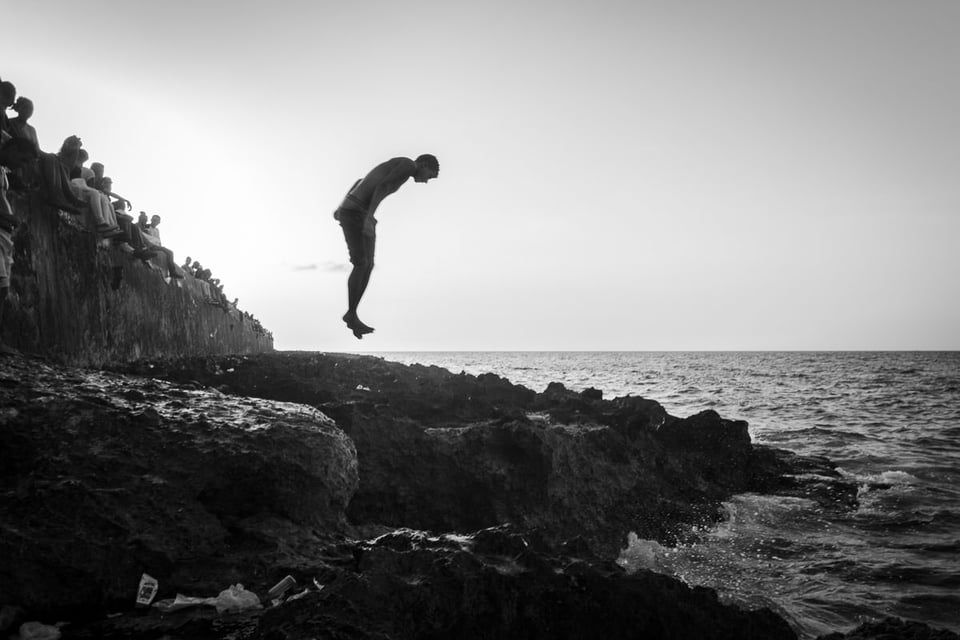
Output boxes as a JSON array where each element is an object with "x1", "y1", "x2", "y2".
[{"x1": 142, "y1": 225, "x2": 162, "y2": 247}]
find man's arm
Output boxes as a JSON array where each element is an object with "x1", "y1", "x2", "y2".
[{"x1": 104, "y1": 189, "x2": 132, "y2": 211}]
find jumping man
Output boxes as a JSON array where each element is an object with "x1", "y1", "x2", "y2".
[{"x1": 334, "y1": 154, "x2": 439, "y2": 339}]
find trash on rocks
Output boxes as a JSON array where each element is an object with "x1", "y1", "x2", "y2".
[
  {"x1": 267, "y1": 575, "x2": 297, "y2": 601},
  {"x1": 212, "y1": 584, "x2": 261, "y2": 613},
  {"x1": 135, "y1": 573, "x2": 159, "y2": 607},
  {"x1": 152, "y1": 584, "x2": 263, "y2": 615},
  {"x1": 17, "y1": 621, "x2": 62, "y2": 640},
  {"x1": 285, "y1": 588, "x2": 310, "y2": 603},
  {"x1": 152, "y1": 594, "x2": 216, "y2": 613}
]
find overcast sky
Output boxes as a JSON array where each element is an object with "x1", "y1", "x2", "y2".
[{"x1": 3, "y1": 0, "x2": 958, "y2": 351}]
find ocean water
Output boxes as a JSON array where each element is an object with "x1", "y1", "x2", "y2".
[{"x1": 371, "y1": 351, "x2": 960, "y2": 639}]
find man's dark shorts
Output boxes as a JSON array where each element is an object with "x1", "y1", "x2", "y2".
[{"x1": 337, "y1": 208, "x2": 375, "y2": 266}]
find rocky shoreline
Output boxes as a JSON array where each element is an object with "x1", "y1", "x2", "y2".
[{"x1": 1, "y1": 351, "x2": 955, "y2": 639}]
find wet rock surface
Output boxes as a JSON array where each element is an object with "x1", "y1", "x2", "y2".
[
  {"x1": 4, "y1": 350, "x2": 949, "y2": 639},
  {"x1": 252, "y1": 525, "x2": 798, "y2": 640}
]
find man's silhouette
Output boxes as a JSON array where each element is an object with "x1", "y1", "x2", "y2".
[{"x1": 335, "y1": 154, "x2": 439, "y2": 339}]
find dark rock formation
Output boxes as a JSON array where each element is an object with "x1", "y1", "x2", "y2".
[
  {"x1": 250, "y1": 525, "x2": 797, "y2": 640},
  {"x1": 2, "y1": 191, "x2": 272, "y2": 363},
  {"x1": 112, "y1": 352, "x2": 857, "y2": 555},
  {"x1": 62, "y1": 525, "x2": 797, "y2": 640},
  {"x1": 817, "y1": 617, "x2": 960, "y2": 640},
  {"x1": 0, "y1": 353, "x2": 356, "y2": 616},
  {"x1": 9, "y1": 350, "x2": 945, "y2": 640}
]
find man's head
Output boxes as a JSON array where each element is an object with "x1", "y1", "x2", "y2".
[
  {"x1": 77, "y1": 149, "x2": 89, "y2": 164},
  {"x1": 150, "y1": 214, "x2": 161, "y2": 227},
  {"x1": 91, "y1": 162, "x2": 105, "y2": 178},
  {"x1": 60, "y1": 135, "x2": 82, "y2": 153},
  {"x1": 413, "y1": 154, "x2": 439, "y2": 183},
  {"x1": 12, "y1": 97, "x2": 33, "y2": 120},
  {"x1": 0, "y1": 137, "x2": 39, "y2": 169},
  {"x1": 0, "y1": 81, "x2": 16, "y2": 108}
]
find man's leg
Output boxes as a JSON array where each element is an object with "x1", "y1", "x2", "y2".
[
  {"x1": 346, "y1": 263, "x2": 367, "y2": 318},
  {"x1": 341, "y1": 215, "x2": 375, "y2": 337},
  {"x1": 353, "y1": 231, "x2": 376, "y2": 316}
]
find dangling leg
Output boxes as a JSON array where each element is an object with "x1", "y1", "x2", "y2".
[
  {"x1": 343, "y1": 260, "x2": 375, "y2": 337},
  {"x1": 341, "y1": 215, "x2": 375, "y2": 338}
]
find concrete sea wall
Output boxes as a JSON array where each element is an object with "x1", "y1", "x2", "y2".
[{"x1": 2, "y1": 193, "x2": 272, "y2": 364}]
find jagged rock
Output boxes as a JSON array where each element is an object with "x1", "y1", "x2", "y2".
[
  {"x1": 248, "y1": 525, "x2": 797, "y2": 640},
  {"x1": 3, "y1": 351, "x2": 876, "y2": 638},
  {"x1": 580, "y1": 386, "x2": 603, "y2": 400},
  {"x1": 66, "y1": 526, "x2": 796, "y2": 640},
  {"x1": 111, "y1": 353, "x2": 856, "y2": 555},
  {"x1": 817, "y1": 617, "x2": 960, "y2": 640},
  {"x1": 0, "y1": 353, "x2": 357, "y2": 616}
]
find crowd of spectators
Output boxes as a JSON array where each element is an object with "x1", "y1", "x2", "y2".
[{"x1": 1, "y1": 73, "x2": 263, "y2": 340}]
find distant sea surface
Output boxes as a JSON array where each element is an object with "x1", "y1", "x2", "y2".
[{"x1": 370, "y1": 351, "x2": 960, "y2": 639}]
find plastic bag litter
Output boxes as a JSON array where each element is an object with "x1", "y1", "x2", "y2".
[
  {"x1": 212, "y1": 584, "x2": 261, "y2": 613},
  {"x1": 17, "y1": 621, "x2": 62, "y2": 640},
  {"x1": 152, "y1": 594, "x2": 217, "y2": 613}
]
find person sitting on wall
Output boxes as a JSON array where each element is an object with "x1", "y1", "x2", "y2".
[
  {"x1": 141, "y1": 213, "x2": 185, "y2": 280},
  {"x1": 212, "y1": 280, "x2": 228, "y2": 307},
  {"x1": 181, "y1": 256, "x2": 195, "y2": 275},
  {"x1": 0, "y1": 138, "x2": 39, "y2": 352},
  {"x1": 2, "y1": 97, "x2": 40, "y2": 192},
  {"x1": 38, "y1": 136, "x2": 86, "y2": 214},
  {"x1": 88, "y1": 177, "x2": 141, "y2": 255},
  {"x1": 0, "y1": 81, "x2": 16, "y2": 145},
  {"x1": 70, "y1": 149, "x2": 121, "y2": 237},
  {"x1": 98, "y1": 176, "x2": 132, "y2": 214},
  {"x1": 190, "y1": 261, "x2": 202, "y2": 277},
  {"x1": 7, "y1": 97, "x2": 39, "y2": 152},
  {"x1": 88, "y1": 163, "x2": 132, "y2": 211}
]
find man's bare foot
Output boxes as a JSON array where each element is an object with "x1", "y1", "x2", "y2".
[{"x1": 343, "y1": 312, "x2": 375, "y2": 335}]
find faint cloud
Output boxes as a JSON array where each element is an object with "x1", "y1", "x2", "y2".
[{"x1": 293, "y1": 261, "x2": 349, "y2": 273}]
